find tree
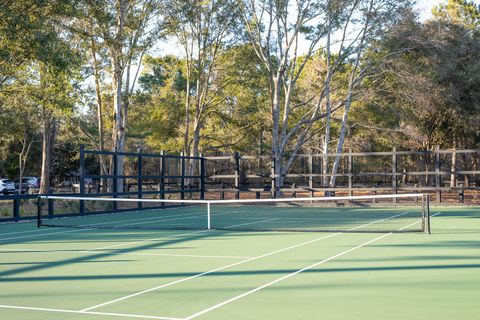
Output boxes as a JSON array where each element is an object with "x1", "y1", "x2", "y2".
[
  {"x1": 0, "y1": 0, "x2": 81, "y2": 193},
  {"x1": 84, "y1": 0, "x2": 163, "y2": 191},
  {"x1": 236, "y1": 0, "x2": 412, "y2": 189},
  {"x1": 164, "y1": 0, "x2": 241, "y2": 186},
  {"x1": 0, "y1": 89, "x2": 41, "y2": 194}
]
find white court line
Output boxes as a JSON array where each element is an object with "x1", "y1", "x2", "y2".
[
  {"x1": 0, "y1": 208, "x2": 209, "y2": 242},
  {"x1": 0, "y1": 208, "x2": 201, "y2": 237},
  {"x1": 0, "y1": 304, "x2": 181, "y2": 320},
  {"x1": 184, "y1": 233, "x2": 392, "y2": 319},
  {"x1": 0, "y1": 248, "x2": 253, "y2": 259},
  {"x1": 80, "y1": 210, "x2": 415, "y2": 312},
  {"x1": 85, "y1": 209, "x2": 240, "y2": 252},
  {"x1": 0, "y1": 227, "x2": 58, "y2": 236},
  {"x1": 185, "y1": 212, "x2": 442, "y2": 319},
  {"x1": 224, "y1": 218, "x2": 279, "y2": 229},
  {"x1": 79, "y1": 233, "x2": 341, "y2": 312}
]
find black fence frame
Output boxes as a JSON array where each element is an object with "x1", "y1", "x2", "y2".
[{"x1": 0, "y1": 148, "x2": 206, "y2": 222}]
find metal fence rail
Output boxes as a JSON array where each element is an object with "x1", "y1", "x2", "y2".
[{"x1": 205, "y1": 147, "x2": 480, "y2": 203}]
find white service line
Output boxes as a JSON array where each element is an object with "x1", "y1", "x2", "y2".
[
  {"x1": 0, "y1": 227, "x2": 91, "y2": 242},
  {"x1": 0, "y1": 304, "x2": 181, "y2": 320},
  {"x1": 79, "y1": 232, "x2": 341, "y2": 312},
  {"x1": 184, "y1": 233, "x2": 392, "y2": 320},
  {"x1": 80, "y1": 209, "x2": 417, "y2": 312},
  {"x1": 0, "y1": 247, "x2": 252, "y2": 259},
  {"x1": 0, "y1": 227, "x2": 57, "y2": 236}
]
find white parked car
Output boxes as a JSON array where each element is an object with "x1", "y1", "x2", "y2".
[
  {"x1": 0, "y1": 179, "x2": 15, "y2": 195},
  {"x1": 15, "y1": 176, "x2": 41, "y2": 194}
]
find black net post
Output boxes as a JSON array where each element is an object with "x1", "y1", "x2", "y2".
[{"x1": 79, "y1": 144, "x2": 85, "y2": 215}]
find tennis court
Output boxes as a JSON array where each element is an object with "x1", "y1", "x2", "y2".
[{"x1": 0, "y1": 196, "x2": 479, "y2": 320}]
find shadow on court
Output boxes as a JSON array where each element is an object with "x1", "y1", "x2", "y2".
[
  {"x1": 1, "y1": 263, "x2": 479, "y2": 282},
  {"x1": 0, "y1": 230, "x2": 226, "y2": 278}
]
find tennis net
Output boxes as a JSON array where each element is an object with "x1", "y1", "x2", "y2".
[{"x1": 37, "y1": 194, "x2": 430, "y2": 233}]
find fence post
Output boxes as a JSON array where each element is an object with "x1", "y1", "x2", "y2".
[
  {"x1": 435, "y1": 145, "x2": 441, "y2": 203},
  {"x1": 180, "y1": 151, "x2": 185, "y2": 200},
  {"x1": 160, "y1": 150, "x2": 165, "y2": 206},
  {"x1": 13, "y1": 198, "x2": 20, "y2": 221},
  {"x1": 112, "y1": 151, "x2": 118, "y2": 212},
  {"x1": 138, "y1": 148, "x2": 143, "y2": 209},
  {"x1": 79, "y1": 144, "x2": 85, "y2": 215},
  {"x1": 392, "y1": 147, "x2": 397, "y2": 203},
  {"x1": 234, "y1": 152, "x2": 240, "y2": 200},
  {"x1": 200, "y1": 154, "x2": 205, "y2": 200},
  {"x1": 450, "y1": 149, "x2": 457, "y2": 188},
  {"x1": 48, "y1": 198, "x2": 54, "y2": 218},
  {"x1": 308, "y1": 149, "x2": 314, "y2": 198},
  {"x1": 348, "y1": 147, "x2": 353, "y2": 197},
  {"x1": 271, "y1": 156, "x2": 276, "y2": 198}
]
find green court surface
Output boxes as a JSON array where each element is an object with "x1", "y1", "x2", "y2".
[{"x1": 0, "y1": 207, "x2": 479, "y2": 320}]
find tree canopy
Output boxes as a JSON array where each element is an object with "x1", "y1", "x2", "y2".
[{"x1": 0, "y1": 0, "x2": 479, "y2": 189}]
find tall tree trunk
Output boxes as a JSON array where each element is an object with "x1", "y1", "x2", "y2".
[
  {"x1": 40, "y1": 112, "x2": 56, "y2": 194},
  {"x1": 322, "y1": 10, "x2": 333, "y2": 187},
  {"x1": 271, "y1": 76, "x2": 282, "y2": 189},
  {"x1": 329, "y1": 0, "x2": 373, "y2": 188},
  {"x1": 110, "y1": 0, "x2": 126, "y2": 193},
  {"x1": 90, "y1": 29, "x2": 108, "y2": 193},
  {"x1": 112, "y1": 57, "x2": 125, "y2": 193},
  {"x1": 18, "y1": 133, "x2": 34, "y2": 194}
]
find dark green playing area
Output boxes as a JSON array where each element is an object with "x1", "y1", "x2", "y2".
[{"x1": 0, "y1": 205, "x2": 478, "y2": 320}]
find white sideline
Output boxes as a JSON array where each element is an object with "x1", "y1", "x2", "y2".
[
  {"x1": 80, "y1": 210, "x2": 414, "y2": 312},
  {"x1": 0, "y1": 304, "x2": 181, "y2": 320}
]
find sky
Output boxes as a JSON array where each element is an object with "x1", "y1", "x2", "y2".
[{"x1": 157, "y1": 0, "x2": 452, "y2": 57}]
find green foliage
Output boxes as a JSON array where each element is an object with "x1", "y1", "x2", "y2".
[
  {"x1": 433, "y1": 0, "x2": 480, "y2": 29},
  {"x1": 359, "y1": 7, "x2": 480, "y2": 150}
]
